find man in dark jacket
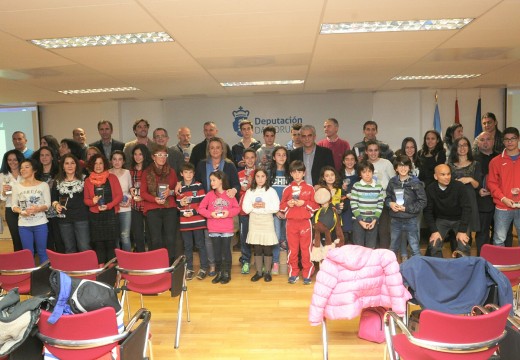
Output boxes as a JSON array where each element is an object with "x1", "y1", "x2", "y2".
[{"x1": 90, "y1": 120, "x2": 125, "y2": 160}]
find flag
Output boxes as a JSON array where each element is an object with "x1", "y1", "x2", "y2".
[
  {"x1": 434, "y1": 102, "x2": 442, "y2": 137},
  {"x1": 454, "y1": 99, "x2": 460, "y2": 124},
  {"x1": 474, "y1": 98, "x2": 482, "y2": 138}
]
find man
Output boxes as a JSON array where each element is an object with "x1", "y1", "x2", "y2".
[
  {"x1": 286, "y1": 123, "x2": 302, "y2": 151},
  {"x1": 289, "y1": 124, "x2": 334, "y2": 186},
  {"x1": 152, "y1": 128, "x2": 184, "y2": 175},
  {"x1": 473, "y1": 112, "x2": 504, "y2": 154},
  {"x1": 473, "y1": 131, "x2": 499, "y2": 255},
  {"x1": 12, "y1": 131, "x2": 33, "y2": 158},
  {"x1": 317, "y1": 118, "x2": 350, "y2": 172},
  {"x1": 189, "y1": 121, "x2": 231, "y2": 168},
  {"x1": 90, "y1": 120, "x2": 125, "y2": 160},
  {"x1": 231, "y1": 120, "x2": 261, "y2": 171},
  {"x1": 175, "y1": 127, "x2": 195, "y2": 163},
  {"x1": 352, "y1": 121, "x2": 393, "y2": 161},
  {"x1": 423, "y1": 164, "x2": 472, "y2": 257},
  {"x1": 256, "y1": 125, "x2": 280, "y2": 170},
  {"x1": 123, "y1": 119, "x2": 155, "y2": 168},
  {"x1": 487, "y1": 127, "x2": 520, "y2": 247},
  {"x1": 72, "y1": 128, "x2": 88, "y2": 160}
]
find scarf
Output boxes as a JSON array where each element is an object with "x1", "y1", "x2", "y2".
[
  {"x1": 146, "y1": 163, "x2": 171, "y2": 206},
  {"x1": 89, "y1": 170, "x2": 110, "y2": 186}
]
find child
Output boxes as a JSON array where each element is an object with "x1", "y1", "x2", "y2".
[
  {"x1": 350, "y1": 161, "x2": 384, "y2": 249},
  {"x1": 242, "y1": 169, "x2": 280, "y2": 282},
  {"x1": 269, "y1": 146, "x2": 291, "y2": 275},
  {"x1": 198, "y1": 171, "x2": 240, "y2": 284},
  {"x1": 280, "y1": 160, "x2": 319, "y2": 285},
  {"x1": 237, "y1": 148, "x2": 256, "y2": 275},
  {"x1": 340, "y1": 150, "x2": 359, "y2": 244},
  {"x1": 176, "y1": 162, "x2": 209, "y2": 280},
  {"x1": 385, "y1": 155, "x2": 427, "y2": 259},
  {"x1": 317, "y1": 166, "x2": 343, "y2": 212}
]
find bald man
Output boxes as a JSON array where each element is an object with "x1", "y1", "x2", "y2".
[{"x1": 423, "y1": 164, "x2": 472, "y2": 257}]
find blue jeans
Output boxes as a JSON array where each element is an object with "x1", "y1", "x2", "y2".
[
  {"x1": 239, "y1": 215, "x2": 251, "y2": 264},
  {"x1": 118, "y1": 211, "x2": 132, "y2": 251},
  {"x1": 59, "y1": 220, "x2": 91, "y2": 253},
  {"x1": 273, "y1": 215, "x2": 286, "y2": 264},
  {"x1": 493, "y1": 208, "x2": 520, "y2": 246},
  {"x1": 19, "y1": 224, "x2": 49, "y2": 263},
  {"x1": 182, "y1": 229, "x2": 208, "y2": 271},
  {"x1": 390, "y1": 217, "x2": 420, "y2": 257}
]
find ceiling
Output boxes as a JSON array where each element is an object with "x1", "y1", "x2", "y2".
[{"x1": 1, "y1": 0, "x2": 520, "y2": 105}]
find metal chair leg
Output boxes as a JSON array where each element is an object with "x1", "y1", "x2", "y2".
[
  {"x1": 174, "y1": 288, "x2": 184, "y2": 349},
  {"x1": 322, "y1": 319, "x2": 328, "y2": 360}
]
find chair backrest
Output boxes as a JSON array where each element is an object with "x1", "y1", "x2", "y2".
[
  {"x1": 47, "y1": 249, "x2": 100, "y2": 281},
  {"x1": 38, "y1": 307, "x2": 120, "y2": 360},
  {"x1": 0, "y1": 250, "x2": 35, "y2": 293},
  {"x1": 480, "y1": 244, "x2": 520, "y2": 286},
  {"x1": 115, "y1": 248, "x2": 171, "y2": 294}
]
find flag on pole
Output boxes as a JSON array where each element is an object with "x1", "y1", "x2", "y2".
[
  {"x1": 434, "y1": 98, "x2": 442, "y2": 137},
  {"x1": 455, "y1": 99, "x2": 460, "y2": 124},
  {"x1": 474, "y1": 97, "x2": 482, "y2": 138}
]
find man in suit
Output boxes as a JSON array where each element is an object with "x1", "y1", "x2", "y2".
[
  {"x1": 289, "y1": 124, "x2": 334, "y2": 186},
  {"x1": 90, "y1": 120, "x2": 125, "y2": 160}
]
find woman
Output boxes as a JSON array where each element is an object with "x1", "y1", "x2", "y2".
[
  {"x1": 473, "y1": 112, "x2": 504, "y2": 154},
  {"x1": 84, "y1": 154, "x2": 123, "y2": 264},
  {"x1": 418, "y1": 130, "x2": 446, "y2": 188},
  {"x1": 52, "y1": 153, "x2": 91, "y2": 253},
  {"x1": 0, "y1": 150, "x2": 24, "y2": 251},
  {"x1": 109, "y1": 150, "x2": 132, "y2": 251},
  {"x1": 40, "y1": 135, "x2": 60, "y2": 155},
  {"x1": 394, "y1": 137, "x2": 420, "y2": 178},
  {"x1": 11, "y1": 158, "x2": 51, "y2": 263},
  {"x1": 141, "y1": 145, "x2": 178, "y2": 262},
  {"x1": 86, "y1": 146, "x2": 101, "y2": 163},
  {"x1": 444, "y1": 123, "x2": 464, "y2": 158},
  {"x1": 129, "y1": 144, "x2": 152, "y2": 252}
]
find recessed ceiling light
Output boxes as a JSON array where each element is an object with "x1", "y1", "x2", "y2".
[
  {"x1": 320, "y1": 18, "x2": 473, "y2": 34},
  {"x1": 220, "y1": 80, "x2": 304, "y2": 87},
  {"x1": 58, "y1": 87, "x2": 140, "y2": 95},
  {"x1": 391, "y1": 74, "x2": 481, "y2": 80},
  {"x1": 30, "y1": 32, "x2": 173, "y2": 49}
]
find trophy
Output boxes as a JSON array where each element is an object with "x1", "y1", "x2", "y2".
[
  {"x1": 395, "y1": 188, "x2": 405, "y2": 206},
  {"x1": 292, "y1": 186, "x2": 301, "y2": 200},
  {"x1": 57, "y1": 196, "x2": 68, "y2": 218},
  {"x1": 94, "y1": 186, "x2": 104, "y2": 205},
  {"x1": 3, "y1": 175, "x2": 12, "y2": 196},
  {"x1": 133, "y1": 181, "x2": 141, "y2": 201},
  {"x1": 157, "y1": 184, "x2": 168, "y2": 200}
]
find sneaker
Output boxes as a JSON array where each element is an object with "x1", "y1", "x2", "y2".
[
  {"x1": 196, "y1": 269, "x2": 207, "y2": 280},
  {"x1": 208, "y1": 266, "x2": 216, "y2": 277},
  {"x1": 241, "y1": 262, "x2": 250, "y2": 274},
  {"x1": 185, "y1": 270, "x2": 195, "y2": 281},
  {"x1": 271, "y1": 263, "x2": 279, "y2": 275},
  {"x1": 288, "y1": 276, "x2": 299, "y2": 284},
  {"x1": 303, "y1": 278, "x2": 312, "y2": 285}
]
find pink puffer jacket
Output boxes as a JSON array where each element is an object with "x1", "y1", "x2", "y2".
[{"x1": 309, "y1": 245, "x2": 411, "y2": 326}]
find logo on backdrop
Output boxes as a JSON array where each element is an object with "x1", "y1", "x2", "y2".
[
  {"x1": 232, "y1": 106, "x2": 250, "y2": 137},
  {"x1": 231, "y1": 105, "x2": 304, "y2": 137}
]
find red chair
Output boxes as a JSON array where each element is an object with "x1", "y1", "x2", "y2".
[
  {"x1": 384, "y1": 303, "x2": 511, "y2": 360},
  {"x1": 37, "y1": 307, "x2": 152, "y2": 360},
  {"x1": 115, "y1": 249, "x2": 189, "y2": 349},
  {"x1": 0, "y1": 249, "x2": 51, "y2": 296},
  {"x1": 46, "y1": 249, "x2": 117, "y2": 286}
]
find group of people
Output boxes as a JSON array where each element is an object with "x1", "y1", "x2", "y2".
[{"x1": 1, "y1": 112, "x2": 519, "y2": 286}]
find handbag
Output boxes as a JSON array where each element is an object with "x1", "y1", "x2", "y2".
[{"x1": 357, "y1": 306, "x2": 387, "y2": 343}]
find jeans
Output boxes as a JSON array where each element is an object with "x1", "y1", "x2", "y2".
[
  {"x1": 390, "y1": 217, "x2": 420, "y2": 257},
  {"x1": 59, "y1": 220, "x2": 91, "y2": 253},
  {"x1": 273, "y1": 215, "x2": 286, "y2": 264},
  {"x1": 5, "y1": 208, "x2": 22, "y2": 251},
  {"x1": 182, "y1": 229, "x2": 208, "y2": 271},
  {"x1": 118, "y1": 211, "x2": 132, "y2": 251},
  {"x1": 19, "y1": 224, "x2": 49, "y2": 263},
  {"x1": 204, "y1": 229, "x2": 215, "y2": 266},
  {"x1": 352, "y1": 220, "x2": 378, "y2": 249},
  {"x1": 131, "y1": 209, "x2": 147, "y2": 252},
  {"x1": 493, "y1": 208, "x2": 520, "y2": 246},
  {"x1": 211, "y1": 235, "x2": 232, "y2": 272},
  {"x1": 429, "y1": 218, "x2": 471, "y2": 257},
  {"x1": 146, "y1": 208, "x2": 178, "y2": 262},
  {"x1": 238, "y1": 215, "x2": 251, "y2": 264}
]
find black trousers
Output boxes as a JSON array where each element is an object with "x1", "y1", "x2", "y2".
[{"x1": 5, "y1": 207, "x2": 22, "y2": 251}]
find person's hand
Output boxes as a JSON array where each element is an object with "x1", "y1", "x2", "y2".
[
  {"x1": 390, "y1": 202, "x2": 400, "y2": 212},
  {"x1": 479, "y1": 188, "x2": 490, "y2": 197},
  {"x1": 501, "y1": 197, "x2": 516, "y2": 208},
  {"x1": 276, "y1": 211, "x2": 285, "y2": 219},
  {"x1": 155, "y1": 197, "x2": 166, "y2": 205},
  {"x1": 253, "y1": 201, "x2": 265, "y2": 208},
  {"x1": 26, "y1": 205, "x2": 39, "y2": 215},
  {"x1": 183, "y1": 210, "x2": 193, "y2": 217},
  {"x1": 429, "y1": 231, "x2": 442, "y2": 243},
  {"x1": 226, "y1": 188, "x2": 237, "y2": 198},
  {"x1": 456, "y1": 232, "x2": 470, "y2": 245},
  {"x1": 93, "y1": 195, "x2": 101, "y2": 205},
  {"x1": 180, "y1": 197, "x2": 188, "y2": 207},
  {"x1": 55, "y1": 203, "x2": 63, "y2": 214},
  {"x1": 174, "y1": 182, "x2": 182, "y2": 195},
  {"x1": 98, "y1": 204, "x2": 107, "y2": 211},
  {"x1": 238, "y1": 159, "x2": 246, "y2": 168},
  {"x1": 295, "y1": 199, "x2": 304, "y2": 207}
]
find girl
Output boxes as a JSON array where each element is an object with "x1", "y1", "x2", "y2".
[
  {"x1": 0, "y1": 150, "x2": 24, "y2": 251},
  {"x1": 242, "y1": 169, "x2": 280, "y2": 282},
  {"x1": 269, "y1": 146, "x2": 291, "y2": 275},
  {"x1": 12, "y1": 159, "x2": 51, "y2": 263},
  {"x1": 318, "y1": 166, "x2": 343, "y2": 210},
  {"x1": 394, "y1": 137, "x2": 421, "y2": 178},
  {"x1": 198, "y1": 171, "x2": 240, "y2": 285},
  {"x1": 339, "y1": 150, "x2": 359, "y2": 244},
  {"x1": 418, "y1": 130, "x2": 446, "y2": 188},
  {"x1": 129, "y1": 144, "x2": 152, "y2": 252},
  {"x1": 109, "y1": 151, "x2": 132, "y2": 251}
]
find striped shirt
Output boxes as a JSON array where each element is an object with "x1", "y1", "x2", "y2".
[
  {"x1": 176, "y1": 181, "x2": 207, "y2": 231},
  {"x1": 350, "y1": 180, "x2": 384, "y2": 222}
]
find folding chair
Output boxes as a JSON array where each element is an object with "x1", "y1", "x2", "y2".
[
  {"x1": 37, "y1": 307, "x2": 152, "y2": 360},
  {"x1": 0, "y1": 249, "x2": 51, "y2": 296},
  {"x1": 384, "y1": 303, "x2": 511, "y2": 360},
  {"x1": 46, "y1": 249, "x2": 118, "y2": 286},
  {"x1": 115, "y1": 249, "x2": 189, "y2": 348}
]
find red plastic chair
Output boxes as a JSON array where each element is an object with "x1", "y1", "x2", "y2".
[
  {"x1": 384, "y1": 303, "x2": 511, "y2": 360},
  {"x1": 46, "y1": 249, "x2": 117, "y2": 286},
  {"x1": 115, "y1": 248, "x2": 189, "y2": 348},
  {"x1": 0, "y1": 249, "x2": 51, "y2": 296}
]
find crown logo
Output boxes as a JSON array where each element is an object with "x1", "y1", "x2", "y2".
[{"x1": 232, "y1": 106, "x2": 251, "y2": 137}]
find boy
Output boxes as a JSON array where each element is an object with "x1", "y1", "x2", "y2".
[
  {"x1": 176, "y1": 162, "x2": 208, "y2": 280},
  {"x1": 237, "y1": 148, "x2": 257, "y2": 274},
  {"x1": 350, "y1": 161, "x2": 385, "y2": 249},
  {"x1": 385, "y1": 155, "x2": 427, "y2": 259},
  {"x1": 280, "y1": 160, "x2": 319, "y2": 285},
  {"x1": 256, "y1": 125, "x2": 280, "y2": 170}
]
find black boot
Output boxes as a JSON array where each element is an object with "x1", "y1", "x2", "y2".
[
  {"x1": 220, "y1": 271, "x2": 231, "y2": 284},
  {"x1": 211, "y1": 271, "x2": 222, "y2": 284}
]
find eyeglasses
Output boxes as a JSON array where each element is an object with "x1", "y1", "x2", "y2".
[
  {"x1": 503, "y1": 137, "x2": 518, "y2": 142},
  {"x1": 154, "y1": 153, "x2": 169, "y2": 158}
]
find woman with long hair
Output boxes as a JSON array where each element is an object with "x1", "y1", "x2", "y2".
[
  {"x1": 0, "y1": 150, "x2": 24, "y2": 251},
  {"x1": 394, "y1": 137, "x2": 421, "y2": 178},
  {"x1": 129, "y1": 144, "x2": 152, "y2": 252},
  {"x1": 40, "y1": 135, "x2": 60, "y2": 155},
  {"x1": 444, "y1": 123, "x2": 464, "y2": 158},
  {"x1": 418, "y1": 130, "x2": 446, "y2": 188}
]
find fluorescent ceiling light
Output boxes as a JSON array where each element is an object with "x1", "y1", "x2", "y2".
[
  {"x1": 321, "y1": 18, "x2": 473, "y2": 34},
  {"x1": 30, "y1": 32, "x2": 173, "y2": 49},
  {"x1": 58, "y1": 87, "x2": 140, "y2": 95},
  {"x1": 221, "y1": 80, "x2": 304, "y2": 87},
  {"x1": 392, "y1": 74, "x2": 481, "y2": 80}
]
